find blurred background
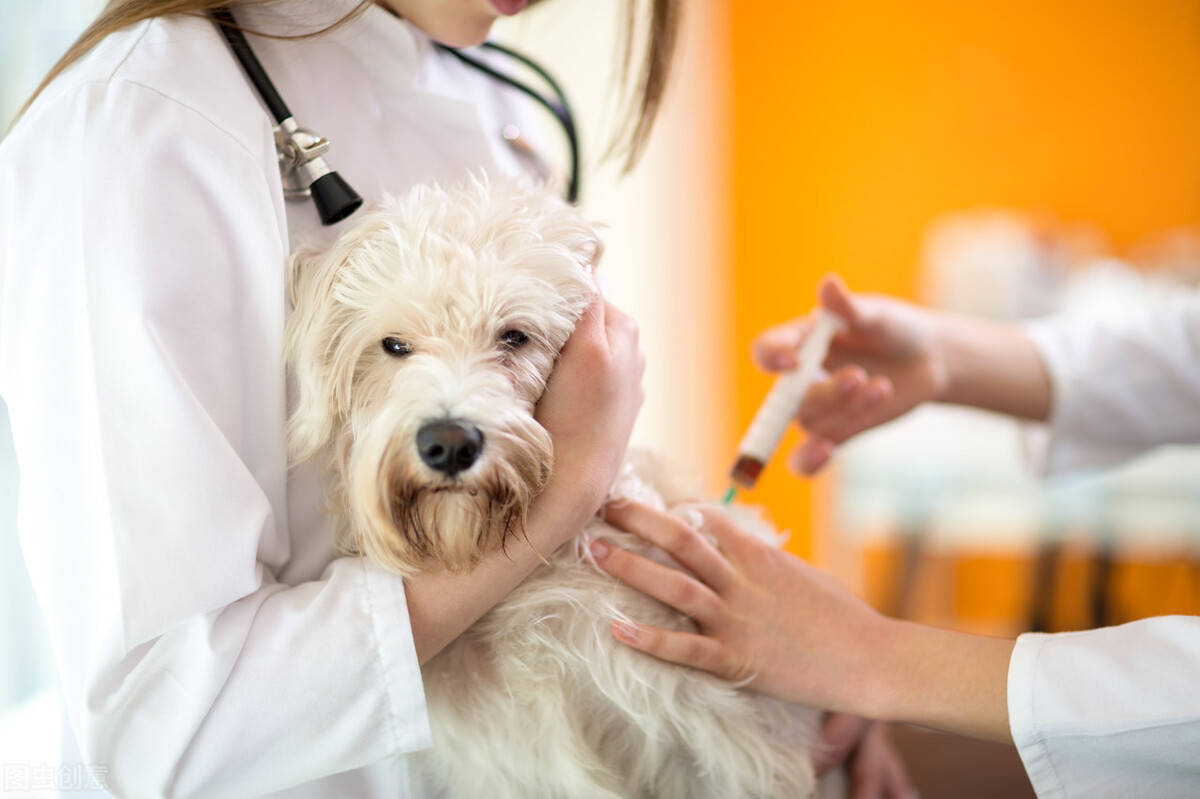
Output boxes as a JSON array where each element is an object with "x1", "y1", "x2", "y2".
[{"x1": 6, "y1": 1, "x2": 1200, "y2": 796}]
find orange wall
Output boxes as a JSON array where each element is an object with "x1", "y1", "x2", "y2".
[{"x1": 728, "y1": 1, "x2": 1200, "y2": 557}]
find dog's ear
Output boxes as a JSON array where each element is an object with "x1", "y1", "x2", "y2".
[{"x1": 285, "y1": 243, "x2": 343, "y2": 464}]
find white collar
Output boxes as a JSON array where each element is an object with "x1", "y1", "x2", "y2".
[{"x1": 232, "y1": 0, "x2": 430, "y2": 88}]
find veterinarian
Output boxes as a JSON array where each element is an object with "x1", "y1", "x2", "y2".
[
  {"x1": 0, "y1": 1, "x2": 661, "y2": 795},
  {"x1": 0, "y1": 1, "x2": 912, "y2": 794},
  {"x1": 596, "y1": 273, "x2": 1200, "y2": 797}
]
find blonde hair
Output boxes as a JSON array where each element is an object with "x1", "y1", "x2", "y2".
[{"x1": 13, "y1": 0, "x2": 680, "y2": 172}]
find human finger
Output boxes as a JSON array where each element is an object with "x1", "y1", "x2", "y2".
[
  {"x1": 851, "y1": 724, "x2": 914, "y2": 799},
  {"x1": 609, "y1": 619, "x2": 743, "y2": 679},
  {"x1": 788, "y1": 437, "x2": 836, "y2": 476},
  {"x1": 815, "y1": 712, "x2": 871, "y2": 775},
  {"x1": 882, "y1": 758, "x2": 915, "y2": 799},
  {"x1": 687, "y1": 506, "x2": 777, "y2": 569},
  {"x1": 849, "y1": 740, "x2": 884, "y2": 799},
  {"x1": 557, "y1": 296, "x2": 607, "y2": 360},
  {"x1": 752, "y1": 318, "x2": 811, "y2": 372},
  {"x1": 877, "y1": 732, "x2": 915, "y2": 799},
  {"x1": 851, "y1": 767, "x2": 884, "y2": 799},
  {"x1": 808, "y1": 376, "x2": 895, "y2": 444},
  {"x1": 601, "y1": 302, "x2": 645, "y2": 388},
  {"x1": 580, "y1": 293, "x2": 606, "y2": 332},
  {"x1": 602, "y1": 299, "x2": 639, "y2": 346},
  {"x1": 602, "y1": 500, "x2": 736, "y2": 592},
  {"x1": 797, "y1": 367, "x2": 868, "y2": 428},
  {"x1": 537, "y1": 298, "x2": 611, "y2": 422},
  {"x1": 590, "y1": 538, "x2": 723, "y2": 625},
  {"x1": 818, "y1": 273, "x2": 862, "y2": 327},
  {"x1": 836, "y1": 375, "x2": 893, "y2": 425}
]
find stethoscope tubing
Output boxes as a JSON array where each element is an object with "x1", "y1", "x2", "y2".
[
  {"x1": 209, "y1": 7, "x2": 292, "y2": 124},
  {"x1": 436, "y1": 42, "x2": 580, "y2": 203},
  {"x1": 209, "y1": 5, "x2": 580, "y2": 223}
]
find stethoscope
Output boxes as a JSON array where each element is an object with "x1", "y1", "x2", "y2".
[{"x1": 209, "y1": 6, "x2": 580, "y2": 226}]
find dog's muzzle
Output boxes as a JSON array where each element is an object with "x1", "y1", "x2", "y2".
[{"x1": 417, "y1": 419, "x2": 485, "y2": 477}]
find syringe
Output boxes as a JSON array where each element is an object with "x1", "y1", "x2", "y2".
[{"x1": 724, "y1": 309, "x2": 844, "y2": 502}]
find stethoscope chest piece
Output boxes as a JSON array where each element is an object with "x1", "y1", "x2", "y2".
[
  {"x1": 275, "y1": 119, "x2": 330, "y2": 200},
  {"x1": 275, "y1": 118, "x2": 363, "y2": 224},
  {"x1": 211, "y1": 5, "x2": 578, "y2": 225},
  {"x1": 211, "y1": 6, "x2": 363, "y2": 225}
]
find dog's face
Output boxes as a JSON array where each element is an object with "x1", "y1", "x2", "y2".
[{"x1": 287, "y1": 180, "x2": 599, "y2": 575}]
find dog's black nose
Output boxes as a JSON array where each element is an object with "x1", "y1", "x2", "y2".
[{"x1": 416, "y1": 420, "x2": 484, "y2": 476}]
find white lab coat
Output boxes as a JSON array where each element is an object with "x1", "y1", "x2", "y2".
[
  {"x1": 0, "y1": 1, "x2": 541, "y2": 795},
  {"x1": 1011, "y1": 299, "x2": 1200, "y2": 797}
]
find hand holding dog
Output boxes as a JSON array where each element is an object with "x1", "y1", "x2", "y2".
[
  {"x1": 536, "y1": 295, "x2": 645, "y2": 520},
  {"x1": 593, "y1": 501, "x2": 887, "y2": 712},
  {"x1": 816, "y1": 713, "x2": 913, "y2": 799},
  {"x1": 594, "y1": 500, "x2": 1016, "y2": 744},
  {"x1": 406, "y1": 295, "x2": 645, "y2": 664}
]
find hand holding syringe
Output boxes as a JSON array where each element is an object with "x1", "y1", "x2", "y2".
[{"x1": 724, "y1": 309, "x2": 846, "y2": 503}]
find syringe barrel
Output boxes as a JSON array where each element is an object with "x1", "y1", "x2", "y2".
[{"x1": 728, "y1": 309, "x2": 843, "y2": 488}]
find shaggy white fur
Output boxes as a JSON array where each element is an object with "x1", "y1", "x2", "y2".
[{"x1": 286, "y1": 177, "x2": 831, "y2": 798}]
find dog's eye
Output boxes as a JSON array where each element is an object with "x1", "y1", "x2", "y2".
[
  {"x1": 500, "y1": 330, "x2": 529, "y2": 350},
  {"x1": 381, "y1": 337, "x2": 413, "y2": 357}
]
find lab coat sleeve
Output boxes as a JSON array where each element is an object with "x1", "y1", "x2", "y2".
[
  {"x1": 1008, "y1": 617, "x2": 1200, "y2": 798},
  {"x1": 1022, "y1": 294, "x2": 1200, "y2": 474},
  {"x1": 0, "y1": 80, "x2": 430, "y2": 796}
]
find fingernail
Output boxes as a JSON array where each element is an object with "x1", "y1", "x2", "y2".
[
  {"x1": 837, "y1": 374, "x2": 858, "y2": 396},
  {"x1": 864, "y1": 385, "x2": 884, "y2": 404},
  {"x1": 769, "y1": 353, "x2": 795, "y2": 371},
  {"x1": 612, "y1": 620, "x2": 639, "y2": 643},
  {"x1": 590, "y1": 539, "x2": 611, "y2": 560}
]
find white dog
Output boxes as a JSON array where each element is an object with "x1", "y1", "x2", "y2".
[{"x1": 285, "y1": 178, "x2": 830, "y2": 798}]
